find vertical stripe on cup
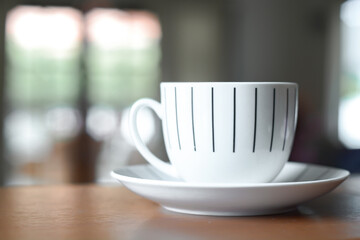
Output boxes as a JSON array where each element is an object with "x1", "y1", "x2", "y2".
[
  {"x1": 211, "y1": 87, "x2": 215, "y2": 152},
  {"x1": 233, "y1": 88, "x2": 236, "y2": 153},
  {"x1": 164, "y1": 88, "x2": 171, "y2": 149},
  {"x1": 174, "y1": 87, "x2": 181, "y2": 150},
  {"x1": 191, "y1": 87, "x2": 196, "y2": 151},
  {"x1": 270, "y1": 88, "x2": 276, "y2": 152},
  {"x1": 294, "y1": 87, "x2": 297, "y2": 131},
  {"x1": 282, "y1": 88, "x2": 289, "y2": 151},
  {"x1": 253, "y1": 88, "x2": 258, "y2": 153}
]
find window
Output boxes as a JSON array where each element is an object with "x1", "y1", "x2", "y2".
[
  {"x1": 339, "y1": 0, "x2": 360, "y2": 148},
  {"x1": 4, "y1": 6, "x2": 161, "y2": 185}
]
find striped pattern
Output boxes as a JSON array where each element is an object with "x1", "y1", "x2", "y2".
[
  {"x1": 253, "y1": 88, "x2": 258, "y2": 152},
  {"x1": 191, "y1": 87, "x2": 196, "y2": 151},
  {"x1": 282, "y1": 88, "x2": 289, "y2": 151},
  {"x1": 174, "y1": 87, "x2": 181, "y2": 150},
  {"x1": 163, "y1": 86, "x2": 297, "y2": 153},
  {"x1": 269, "y1": 88, "x2": 276, "y2": 152},
  {"x1": 233, "y1": 88, "x2": 236, "y2": 153}
]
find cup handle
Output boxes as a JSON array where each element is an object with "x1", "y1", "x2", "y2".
[{"x1": 129, "y1": 98, "x2": 179, "y2": 178}]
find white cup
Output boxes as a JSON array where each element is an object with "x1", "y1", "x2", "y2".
[{"x1": 129, "y1": 82, "x2": 298, "y2": 183}]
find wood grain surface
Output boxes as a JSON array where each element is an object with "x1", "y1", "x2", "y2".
[{"x1": 0, "y1": 176, "x2": 360, "y2": 240}]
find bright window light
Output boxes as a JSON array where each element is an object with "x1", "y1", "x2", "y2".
[
  {"x1": 339, "y1": 0, "x2": 360, "y2": 148},
  {"x1": 85, "y1": 9, "x2": 161, "y2": 50},
  {"x1": 6, "y1": 6, "x2": 83, "y2": 55}
]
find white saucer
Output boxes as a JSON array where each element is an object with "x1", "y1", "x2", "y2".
[{"x1": 111, "y1": 162, "x2": 349, "y2": 216}]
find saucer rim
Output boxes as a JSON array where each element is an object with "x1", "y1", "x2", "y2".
[{"x1": 111, "y1": 162, "x2": 350, "y2": 189}]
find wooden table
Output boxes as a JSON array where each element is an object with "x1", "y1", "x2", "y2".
[{"x1": 0, "y1": 176, "x2": 360, "y2": 240}]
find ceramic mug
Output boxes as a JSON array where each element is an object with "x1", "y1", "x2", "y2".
[{"x1": 129, "y1": 82, "x2": 298, "y2": 183}]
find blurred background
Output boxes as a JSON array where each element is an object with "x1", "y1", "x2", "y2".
[{"x1": 0, "y1": 0, "x2": 359, "y2": 185}]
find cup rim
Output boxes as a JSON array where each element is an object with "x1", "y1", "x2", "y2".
[{"x1": 161, "y1": 82, "x2": 298, "y2": 86}]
